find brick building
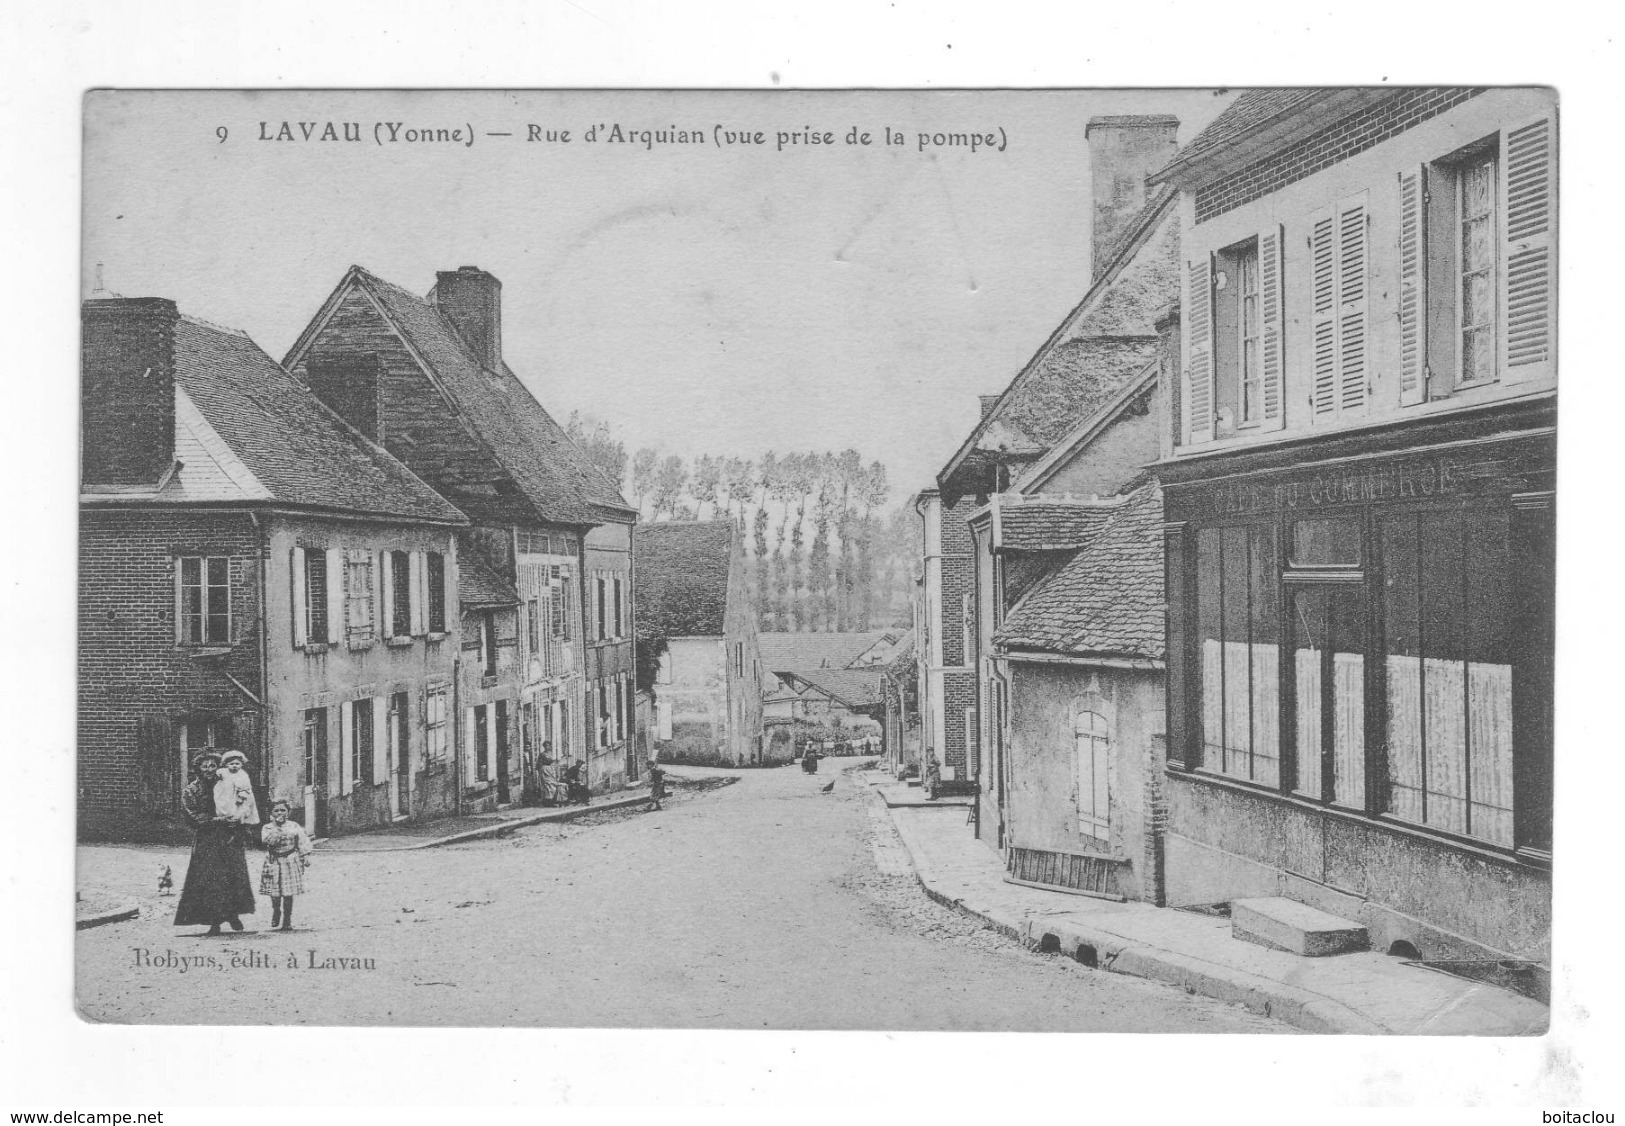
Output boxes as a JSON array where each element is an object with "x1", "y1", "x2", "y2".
[
  {"x1": 79, "y1": 297, "x2": 468, "y2": 842},
  {"x1": 283, "y1": 265, "x2": 641, "y2": 804},
  {"x1": 1152, "y1": 88, "x2": 1556, "y2": 961}
]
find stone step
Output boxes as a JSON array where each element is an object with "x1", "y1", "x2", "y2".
[{"x1": 1230, "y1": 896, "x2": 1369, "y2": 957}]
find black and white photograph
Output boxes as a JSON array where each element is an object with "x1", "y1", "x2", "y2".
[
  {"x1": 9, "y1": 4, "x2": 1620, "y2": 1108},
  {"x1": 71, "y1": 85, "x2": 1556, "y2": 1036}
]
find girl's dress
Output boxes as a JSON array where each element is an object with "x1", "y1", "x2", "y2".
[{"x1": 259, "y1": 819, "x2": 313, "y2": 896}]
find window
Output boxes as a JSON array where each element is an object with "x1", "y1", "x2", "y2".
[
  {"x1": 388, "y1": 550, "x2": 411, "y2": 638},
  {"x1": 527, "y1": 598, "x2": 540, "y2": 654},
  {"x1": 425, "y1": 687, "x2": 448, "y2": 764},
  {"x1": 1289, "y1": 586, "x2": 1366, "y2": 807},
  {"x1": 613, "y1": 679, "x2": 625, "y2": 743},
  {"x1": 345, "y1": 551, "x2": 374, "y2": 646},
  {"x1": 351, "y1": 698, "x2": 374, "y2": 787},
  {"x1": 179, "y1": 556, "x2": 231, "y2": 644},
  {"x1": 1212, "y1": 239, "x2": 1261, "y2": 433},
  {"x1": 1380, "y1": 507, "x2": 1514, "y2": 846},
  {"x1": 1186, "y1": 228, "x2": 1284, "y2": 443},
  {"x1": 482, "y1": 612, "x2": 498, "y2": 678},
  {"x1": 596, "y1": 575, "x2": 608, "y2": 641},
  {"x1": 735, "y1": 642, "x2": 744, "y2": 678},
  {"x1": 1402, "y1": 117, "x2": 1556, "y2": 404},
  {"x1": 550, "y1": 566, "x2": 567, "y2": 640},
  {"x1": 598, "y1": 682, "x2": 610, "y2": 748},
  {"x1": 1073, "y1": 704, "x2": 1110, "y2": 841},
  {"x1": 559, "y1": 700, "x2": 570, "y2": 760},
  {"x1": 389, "y1": 691, "x2": 410, "y2": 782},
  {"x1": 427, "y1": 551, "x2": 446, "y2": 633},
  {"x1": 1197, "y1": 524, "x2": 1280, "y2": 786},
  {"x1": 962, "y1": 591, "x2": 974, "y2": 669},
  {"x1": 625, "y1": 681, "x2": 637, "y2": 744},
  {"x1": 613, "y1": 576, "x2": 624, "y2": 639},
  {"x1": 302, "y1": 708, "x2": 327, "y2": 793},
  {"x1": 495, "y1": 700, "x2": 509, "y2": 780}
]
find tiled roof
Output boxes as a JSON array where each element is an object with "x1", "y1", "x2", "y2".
[
  {"x1": 938, "y1": 197, "x2": 1178, "y2": 497},
  {"x1": 994, "y1": 484, "x2": 1165, "y2": 660},
  {"x1": 171, "y1": 317, "x2": 465, "y2": 523},
  {"x1": 998, "y1": 501, "x2": 1119, "y2": 552},
  {"x1": 354, "y1": 269, "x2": 635, "y2": 527},
  {"x1": 756, "y1": 630, "x2": 898, "y2": 674},
  {"x1": 791, "y1": 668, "x2": 883, "y2": 708},
  {"x1": 1156, "y1": 89, "x2": 1329, "y2": 176},
  {"x1": 633, "y1": 520, "x2": 736, "y2": 638},
  {"x1": 458, "y1": 544, "x2": 519, "y2": 607}
]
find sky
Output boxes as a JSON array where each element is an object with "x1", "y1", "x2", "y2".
[{"x1": 83, "y1": 89, "x2": 1230, "y2": 503}]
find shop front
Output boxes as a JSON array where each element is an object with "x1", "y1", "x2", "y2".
[{"x1": 1159, "y1": 398, "x2": 1554, "y2": 961}]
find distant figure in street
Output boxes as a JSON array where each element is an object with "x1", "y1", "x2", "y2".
[
  {"x1": 259, "y1": 799, "x2": 313, "y2": 931},
  {"x1": 213, "y1": 749, "x2": 260, "y2": 829},
  {"x1": 563, "y1": 759, "x2": 590, "y2": 805},
  {"x1": 923, "y1": 757, "x2": 941, "y2": 800},
  {"x1": 174, "y1": 752, "x2": 256, "y2": 936},
  {"x1": 647, "y1": 762, "x2": 667, "y2": 810},
  {"x1": 802, "y1": 747, "x2": 821, "y2": 775}
]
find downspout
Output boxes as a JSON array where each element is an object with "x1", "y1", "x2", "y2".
[{"x1": 248, "y1": 511, "x2": 271, "y2": 804}]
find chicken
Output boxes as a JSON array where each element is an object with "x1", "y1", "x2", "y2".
[
  {"x1": 157, "y1": 865, "x2": 174, "y2": 895},
  {"x1": 820, "y1": 781, "x2": 835, "y2": 793}
]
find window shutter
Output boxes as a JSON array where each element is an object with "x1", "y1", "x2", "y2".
[
  {"x1": 380, "y1": 550, "x2": 394, "y2": 639},
  {"x1": 324, "y1": 548, "x2": 343, "y2": 645},
  {"x1": 1258, "y1": 224, "x2": 1286, "y2": 431},
  {"x1": 372, "y1": 694, "x2": 388, "y2": 785},
  {"x1": 464, "y1": 707, "x2": 477, "y2": 779},
  {"x1": 1310, "y1": 206, "x2": 1338, "y2": 416},
  {"x1": 339, "y1": 700, "x2": 353, "y2": 794},
  {"x1": 1336, "y1": 193, "x2": 1369, "y2": 414},
  {"x1": 1184, "y1": 255, "x2": 1214, "y2": 444},
  {"x1": 409, "y1": 550, "x2": 426, "y2": 636},
  {"x1": 291, "y1": 548, "x2": 307, "y2": 647},
  {"x1": 1397, "y1": 165, "x2": 1429, "y2": 406},
  {"x1": 1501, "y1": 114, "x2": 1556, "y2": 384}
]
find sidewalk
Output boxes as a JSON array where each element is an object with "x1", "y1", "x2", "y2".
[
  {"x1": 317, "y1": 786, "x2": 654, "y2": 852},
  {"x1": 865, "y1": 771, "x2": 1548, "y2": 1035}
]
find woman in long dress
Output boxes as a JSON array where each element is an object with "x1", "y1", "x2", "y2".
[{"x1": 173, "y1": 752, "x2": 257, "y2": 936}]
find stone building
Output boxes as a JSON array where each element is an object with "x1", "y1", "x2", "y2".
[
  {"x1": 282, "y1": 265, "x2": 640, "y2": 805},
  {"x1": 634, "y1": 521, "x2": 764, "y2": 767},
  {"x1": 1151, "y1": 88, "x2": 1556, "y2": 961},
  {"x1": 931, "y1": 114, "x2": 1185, "y2": 835},
  {"x1": 79, "y1": 297, "x2": 467, "y2": 841}
]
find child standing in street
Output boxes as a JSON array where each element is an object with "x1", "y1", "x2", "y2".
[{"x1": 260, "y1": 799, "x2": 312, "y2": 931}]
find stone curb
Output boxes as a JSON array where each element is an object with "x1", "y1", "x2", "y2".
[
  {"x1": 76, "y1": 898, "x2": 142, "y2": 930},
  {"x1": 879, "y1": 796, "x2": 1388, "y2": 1035},
  {"x1": 319, "y1": 790, "x2": 655, "y2": 853}
]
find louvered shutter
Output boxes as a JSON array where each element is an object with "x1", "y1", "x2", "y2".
[
  {"x1": 1310, "y1": 206, "x2": 1338, "y2": 417},
  {"x1": 1336, "y1": 193, "x2": 1369, "y2": 414},
  {"x1": 339, "y1": 700, "x2": 353, "y2": 794},
  {"x1": 1501, "y1": 114, "x2": 1556, "y2": 384},
  {"x1": 372, "y1": 694, "x2": 388, "y2": 786},
  {"x1": 1258, "y1": 225, "x2": 1286, "y2": 431},
  {"x1": 291, "y1": 547, "x2": 307, "y2": 647},
  {"x1": 372, "y1": 550, "x2": 386, "y2": 641},
  {"x1": 324, "y1": 548, "x2": 343, "y2": 645},
  {"x1": 1185, "y1": 255, "x2": 1215, "y2": 444},
  {"x1": 1397, "y1": 165, "x2": 1429, "y2": 406},
  {"x1": 380, "y1": 551, "x2": 394, "y2": 639},
  {"x1": 409, "y1": 550, "x2": 426, "y2": 636}
]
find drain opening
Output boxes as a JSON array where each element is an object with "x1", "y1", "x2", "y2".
[
  {"x1": 1075, "y1": 944, "x2": 1099, "y2": 968},
  {"x1": 1037, "y1": 933, "x2": 1061, "y2": 954}
]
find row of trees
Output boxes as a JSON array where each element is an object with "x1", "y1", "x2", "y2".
[{"x1": 566, "y1": 414, "x2": 917, "y2": 633}]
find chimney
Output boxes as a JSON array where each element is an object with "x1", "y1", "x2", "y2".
[
  {"x1": 979, "y1": 395, "x2": 1001, "y2": 419},
  {"x1": 431, "y1": 266, "x2": 503, "y2": 371},
  {"x1": 1085, "y1": 115, "x2": 1180, "y2": 280},
  {"x1": 81, "y1": 297, "x2": 179, "y2": 487}
]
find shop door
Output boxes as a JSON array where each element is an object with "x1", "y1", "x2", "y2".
[{"x1": 1286, "y1": 583, "x2": 1367, "y2": 809}]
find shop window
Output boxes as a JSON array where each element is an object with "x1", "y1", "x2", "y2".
[
  {"x1": 1380, "y1": 507, "x2": 1514, "y2": 846},
  {"x1": 1197, "y1": 524, "x2": 1280, "y2": 786},
  {"x1": 178, "y1": 556, "x2": 231, "y2": 644},
  {"x1": 1290, "y1": 517, "x2": 1361, "y2": 569}
]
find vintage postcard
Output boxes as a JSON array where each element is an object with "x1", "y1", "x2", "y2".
[{"x1": 76, "y1": 87, "x2": 1555, "y2": 1034}]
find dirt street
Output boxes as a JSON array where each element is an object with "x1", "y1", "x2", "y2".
[{"x1": 76, "y1": 763, "x2": 1288, "y2": 1031}]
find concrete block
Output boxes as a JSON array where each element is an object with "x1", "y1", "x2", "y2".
[{"x1": 1231, "y1": 896, "x2": 1369, "y2": 957}]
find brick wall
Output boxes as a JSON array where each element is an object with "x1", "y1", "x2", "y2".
[
  {"x1": 81, "y1": 299, "x2": 178, "y2": 486},
  {"x1": 79, "y1": 509, "x2": 263, "y2": 841},
  {"x1": 1194, "y1": 88, "x2": 1484, "y2": 224}
]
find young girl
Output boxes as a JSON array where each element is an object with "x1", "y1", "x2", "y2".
[
  {"x1": 214, "y1": 750, "x2": 260, "y2": 826},
  {"x1": 259, "y1": 799, "x2": 313, "y2": 931}
]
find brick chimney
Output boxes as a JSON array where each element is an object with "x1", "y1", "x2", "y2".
[
  {"x1": 431, "y1": 266, "x2": 503, "y2": 371},
  {"x1": 1085, "y1": 115, "x2": 1180, "y2": 280},
  {"x1": 81, "y1": 297, "x2": 179, "y2": 486}
]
